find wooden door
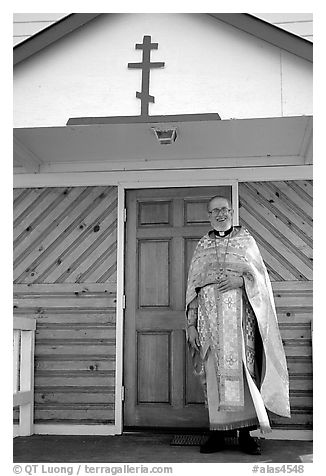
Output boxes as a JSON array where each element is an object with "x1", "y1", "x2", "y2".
[{"x1": 124, "y1": 186, "x2": 232, "y2": 428}]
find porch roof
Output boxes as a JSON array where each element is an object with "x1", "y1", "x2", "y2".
[{"x1": 13, "y1": 115, "x2": 313, "y2": 174}]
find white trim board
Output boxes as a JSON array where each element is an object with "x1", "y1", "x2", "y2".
[
  {"x1": 114, "y1": 185, "x2": 126, "y2": 435},
  {"x1": 251, "y1": 429, "x2": 312, "y2": 441},
  {"x1": 32, "y1": 155, "x2": 304, "y2": 173},
  {"x1": 13, "y1": 165, "x2": 312, "y2": 188},
  {"x1": 19, "y1": 424, "x2": 313, "y2": 440},
  {"x1": 32, "y1": 424, "x2": 119, "y2": 435}
]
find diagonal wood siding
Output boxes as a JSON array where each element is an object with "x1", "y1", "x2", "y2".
[
  {"x1": 13, "y1": 186, "x2": 118, "y2": 425},
  {"x1": 240, "y1": 180, "x2": 313, "y2": 430},
  {"x1": 239, "y1": 180, "x2": 312, "y2": 282},
  {"x1": 14, "y1": 186, "x2": 117, "y2": 284}
]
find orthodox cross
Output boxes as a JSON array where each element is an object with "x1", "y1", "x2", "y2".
[{"x1": 128, "y1": 35, "x2": 165, "y2": 116}]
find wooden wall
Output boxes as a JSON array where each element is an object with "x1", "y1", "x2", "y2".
[
  {"x1": 13, "y1": 180, "x2": 313, "y2": 431},
  {"x1": 13, "y1": 186, "x2": 118, "y2": 425},
  {"x1": 239, "y1": 180, "x2": 313, "y2": 431}
]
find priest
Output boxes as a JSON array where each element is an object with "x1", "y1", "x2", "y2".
[{"x1": 186, "y1": 195, "x2": 290, "y2": 454}]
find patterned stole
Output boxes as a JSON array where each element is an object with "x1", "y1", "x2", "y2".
[{"x1": 198, "y1": 286, "x2": 256, "y2": 412}]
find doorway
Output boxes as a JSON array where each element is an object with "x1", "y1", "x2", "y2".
[{"x1": 123, "y1": 186, "x2": 232, "y2": 427}]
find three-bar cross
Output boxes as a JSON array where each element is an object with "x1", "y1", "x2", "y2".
[{"x1": 128, "y1": 35, "x2": 165, "y2": 116}]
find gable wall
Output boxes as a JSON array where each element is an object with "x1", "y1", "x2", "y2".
[{"x1": 13, "y1": 13, "x2": 312, "y2": 128}]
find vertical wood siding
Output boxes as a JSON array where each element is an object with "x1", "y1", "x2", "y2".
[
  {"x1": 13, "y1": 186, "x2": 117, "y2": 424},
  {"x1": 239, "y1": 180, "x2": 313, "y2": 430}
]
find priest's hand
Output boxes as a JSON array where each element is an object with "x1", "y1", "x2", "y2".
[
  {"x1": 188, "y1": 326, "x2": 200, "y2": 352},
  {"x1": 217, "y1": 275, "x2": 244, "y2": 293}
]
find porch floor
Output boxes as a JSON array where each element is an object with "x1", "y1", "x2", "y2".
[{"x1": 13, "y1": 433, "x2": 313, "y2": 463}]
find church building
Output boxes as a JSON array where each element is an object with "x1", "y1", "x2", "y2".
[{"x1": 13, "y1": 13, "x2": 313, "y2": 439}]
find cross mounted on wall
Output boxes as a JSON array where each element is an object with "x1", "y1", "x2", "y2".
[
  {"x1": 128, "y1": 35, "x2": 165, "y2": 117},
  {"x1": 67, "y1": 34, "x2": 221, "y2": 126}
]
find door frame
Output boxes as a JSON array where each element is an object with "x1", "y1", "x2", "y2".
[{"x1": 116, "y1": 178, "x2": 239, "y2": 433}]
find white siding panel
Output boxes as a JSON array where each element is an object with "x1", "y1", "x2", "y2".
[
  {"x1": 13, "y1": 14, "x2": 67, "y2": 22},
  {"x1": 13, "y1": 13, "x2": 67, "y2": 46},
  {"x1": 254, "y1": 13, "x2": 312, "y2": 23},
  {"x1": 302, "y1": 35, "x2": 313, "y2": 41},
  {"x1": 14, "y1": 36, "x2": 29, "y2": 46},
  {"x1": 277, "y1": 22, "x2": 313, "y2": 38},
  {"x1": 14, "y1": 21, "x2": 56, "y2": 37},
  {"x1": 253, "y1": 13, "x2": 313, "y2": 42}
]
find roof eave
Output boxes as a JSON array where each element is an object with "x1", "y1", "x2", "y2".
[
  {"x1": 13, "y1": 13, "x2": 102, "y2": 66},
  {"x1": 13, "y1": 12, "x2": 313, "y2": 67}
]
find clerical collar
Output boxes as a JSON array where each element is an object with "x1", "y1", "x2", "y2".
[{"x1": 212, "y1": 226, "x2": 233, "y2": 237}]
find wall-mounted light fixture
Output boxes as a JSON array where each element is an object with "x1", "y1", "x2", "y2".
[{"x1": 151, "y1": 127, "x2": 178, "y2": 145}]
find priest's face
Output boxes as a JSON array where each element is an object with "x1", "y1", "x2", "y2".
[{"x1": 208, "y1": 197, "x2": 233, "y2": 232}]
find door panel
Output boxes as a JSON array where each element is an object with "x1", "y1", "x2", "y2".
[
  {"x1": 124, "y1": 186, "x2": 232, "y2": 427},
  {"x1": 138, "y1": 240, "x2": 170, "y2": 307},
  {"x1": 137, "y1": 332, "x2": 171, "y2": 403}
]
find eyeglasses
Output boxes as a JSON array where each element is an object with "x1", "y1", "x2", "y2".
[{"x1": 208, "y1": 207, "x2": 232, "y2": 215}]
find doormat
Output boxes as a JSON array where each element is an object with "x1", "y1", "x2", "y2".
[
  {"x1": 170, "y1": 434, "x2": 207, "y2": 446},
  {"x1": 170, "y1": 434, "x2": 239, "y2": 446}
]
